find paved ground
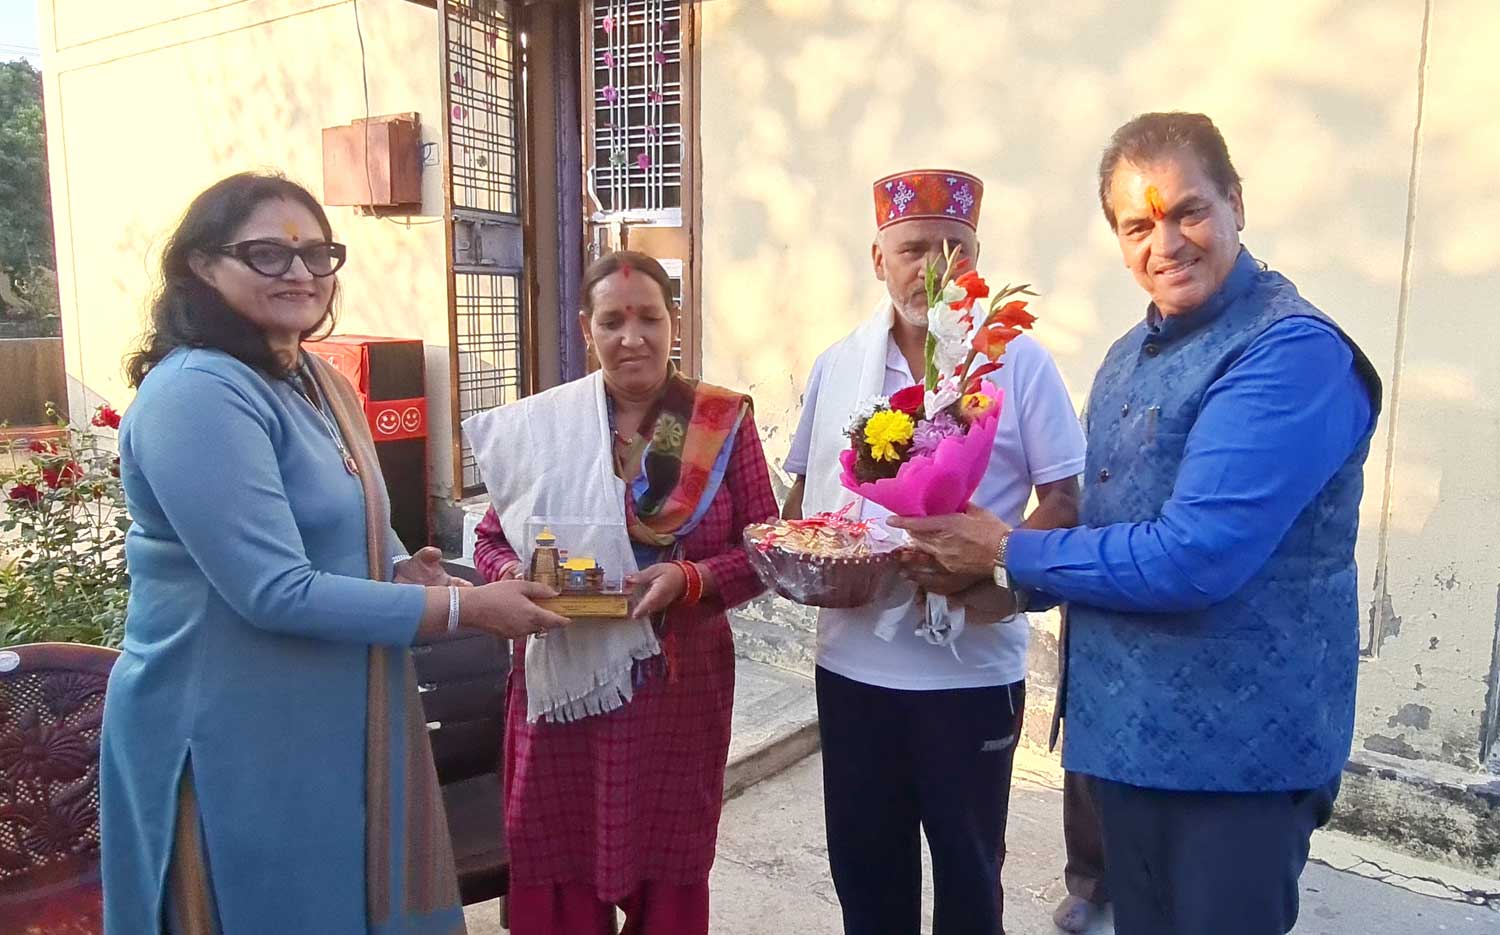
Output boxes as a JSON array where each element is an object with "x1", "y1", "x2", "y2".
[
  {"x1": 462, "y1": 657, "x2": 1499, "y2": 934},
  {"x1": 465, "y1": 748, "x2": 1499, "y2": 934},
  {"x1": 705, "y1": 754, "x2": 1499, "y2": 935}
]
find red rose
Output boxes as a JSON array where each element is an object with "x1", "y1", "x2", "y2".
[
  {"x1": 7, "y1": 483, "x2": 41, "y2": 506},
  {"x1": 27, "y1": 439, "x2": 57, "y2": 454},
  {"x1": 42, "y1": 461, "x2": 84, "y2": 488},
  {"x1": 91, "y1": 405, "x2": 122, "y2": 430},
  {"x1": 888, "y1": 384, "x2": 925, "y2": 416}
]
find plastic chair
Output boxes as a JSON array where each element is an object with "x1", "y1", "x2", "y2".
[{"x1": 0, "y1": 642, "x2": 119, "y2": 935}]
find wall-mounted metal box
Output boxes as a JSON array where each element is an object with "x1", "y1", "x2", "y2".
[{"x1": 322, "y1": 113, "x2": 422, "y2": 209}]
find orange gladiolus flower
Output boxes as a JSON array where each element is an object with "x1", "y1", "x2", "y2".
[
  {"x1": 971, "y1": 323, "x2": 1023, "y2": 360},
  {"x1": 989, "y1": 300, "x2": 1036, "y2": 330},
  {"x1": 955, "y1": 270, "x2": 989, "y2": 300}
]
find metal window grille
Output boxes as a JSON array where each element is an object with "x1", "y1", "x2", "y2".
[
  {"x1": 454, "y1": 272, "x2": 525, "y2": 488},
  {"x1": 447, "y1": 2, "x2": 521, "y2": 215},
  {"x1": 589, "y1": 0, "x2": 683, "y2": 215},
  {"x1": 442, "y1": 0, "x2": 528, "y2": 494}
]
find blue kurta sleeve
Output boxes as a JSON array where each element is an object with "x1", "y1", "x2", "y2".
[
  {"x1": 1007, "y1": 319, "x2": 1374, "y2": 613},
  {"x1": 127, "y1": 364, "x2": 427, "y2": 645}
]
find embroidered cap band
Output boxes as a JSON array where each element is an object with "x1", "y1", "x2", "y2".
[{"x1": 873, "y1": 169, "x2": 983, "y2": 230}]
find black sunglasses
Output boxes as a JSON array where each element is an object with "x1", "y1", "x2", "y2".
[{"x1": 212, "y1": 239, "x2": 348, "y2": 278}]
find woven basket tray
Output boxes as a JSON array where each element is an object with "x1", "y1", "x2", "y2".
[{"x1": 742, "y1": 525, "x2": 901, "y2": 608}]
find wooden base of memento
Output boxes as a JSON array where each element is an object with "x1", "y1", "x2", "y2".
[{"x1": 536, "y1": 593, "x2": 631, "y2": 619}]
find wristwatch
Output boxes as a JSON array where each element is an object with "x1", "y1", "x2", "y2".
[
  {"x1": 992, "y1": 533, "x2": 1010, "y2": 589},
  {"x1": 993, "y1": 533, "x2": 1028, "y2": 614}
]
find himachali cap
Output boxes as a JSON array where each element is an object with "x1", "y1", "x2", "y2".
[{"x1": 873, "y1": 169, "x2": 984, "y2": 230}]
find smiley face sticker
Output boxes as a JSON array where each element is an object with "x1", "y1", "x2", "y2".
[{"x1": 401, "y1": 407, "x2": 422, "y2": 434}]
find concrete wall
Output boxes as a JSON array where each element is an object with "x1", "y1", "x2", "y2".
[
  {"x1": 698, "y1": 0, "x2": 1500, "y2": 797},
  {"x1": 36, "y1": 0, "x2": 460, "y2": 497}
]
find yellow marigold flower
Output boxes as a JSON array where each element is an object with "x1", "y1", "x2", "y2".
[
  {"x1": 958, "y1": 392, "x2": 993, "y2": 424},
  {"x1": 864, "y1": 409, "x2": 915, "y2": 462}
]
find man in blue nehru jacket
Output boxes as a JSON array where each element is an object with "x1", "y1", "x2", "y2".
[{"x1": 893, "y1": 112, "x2": 1381, "y2": 935}]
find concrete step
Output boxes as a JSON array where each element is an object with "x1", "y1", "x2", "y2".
[
  {"x1": 724, "y1": 656, "x2": 819, "y2": 801},
  {"x1": 729, "y1": 596, "x2": 817, "y2": 677}
]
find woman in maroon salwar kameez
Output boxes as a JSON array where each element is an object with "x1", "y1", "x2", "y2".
[{"x1": 471, "y1": 252, "x2": 777, "y2": 935}]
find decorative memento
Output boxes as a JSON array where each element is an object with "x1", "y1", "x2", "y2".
[{"x1": 526, "y1": 527, "x2": 630, "y2": 618}]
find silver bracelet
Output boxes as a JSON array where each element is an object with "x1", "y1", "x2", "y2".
[{"x1": 446, "y1": 585, "x2": 461, "y2": 633}]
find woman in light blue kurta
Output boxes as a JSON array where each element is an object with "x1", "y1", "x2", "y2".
[{"x1": 100, "y1": 174, "x2": 568, "y2": 935}]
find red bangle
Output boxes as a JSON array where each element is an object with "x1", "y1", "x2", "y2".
[{"x1": 674, "y1": 560, "x2": 703, "y2": 607}]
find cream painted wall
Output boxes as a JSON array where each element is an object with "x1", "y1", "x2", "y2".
[
  {"x1": 699, "y1": 0, "x2": 1499, "y2": 771},
  {"x1": 37, "y1": 0, "x2": 459, "y2": 496},
  {"x1": 1350, "y1": 0, "x2": 1500, "y2": 770}
]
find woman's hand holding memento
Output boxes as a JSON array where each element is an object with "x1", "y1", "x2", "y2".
[
  {"x1": 396, "y1": 546, "x2": 475, "y2": 588},
  {"x1": 420, "y1": 579, "x2": 569, "y2": 639},
  {"x1": 627, "y1": 562, "x2": 688, "y2": 619},
  {"x1": 465, "y1": 580, "x2": 571, "y2": 637}
]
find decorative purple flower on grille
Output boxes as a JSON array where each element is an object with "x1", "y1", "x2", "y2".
[
  {"x1": 602, "y1": 85, "x2": 619, "y2": 105},
  {"x1": 602, "y1": 50, "x2": 615, "y2": 68},
  {"x1": 637, "y1": 153, "x2": 652, "y2": 171},
  {"x1": 453, "y1": 70, "x2": 465, "y2": 88},
  {"x1": 654, "y1": 50, "x2": 666, "y2": 66},
  {"x1": 602, "y1": 13, "x2": 615, "y2": 33},
  {"x1": 647, "y1": 126, "x2": 661, "y2": 140},
  {"x1": 451, "y1": 104, "x2": 464, "y2": 121},
  {"x1": 910, "y1": 411, "x2": 963, "y2": 456},
  {"x1": 648, "y1": 89, "x2": 663, "y2": 104}
]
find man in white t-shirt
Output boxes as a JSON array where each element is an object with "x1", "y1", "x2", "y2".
[{"x1": 783, "y1": 169, "x2": 1085, "y2": 935}]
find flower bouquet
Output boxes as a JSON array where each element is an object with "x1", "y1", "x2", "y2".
[
  {"x1": 840, "y1": 242, "x2": 1037, "y2": 515},
  {"x1": 742, "y1": 503, "x2": 902, "y2": 608},
  {"x1": 744, "y1": 247, "x2": 1040, "y2": 613}
]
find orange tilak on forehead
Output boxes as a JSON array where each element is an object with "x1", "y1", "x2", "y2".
[
  {"x1": 1145, "y1": 185, "x2": 1167, "y2": 220},
  {"x1": 282, "y1": 221, "x2": 302, "y2": 242}
]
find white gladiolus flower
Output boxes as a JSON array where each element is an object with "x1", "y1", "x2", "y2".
[
  {"x1": 928, "y1": 303, "x2": 971, "y2": 386},
  {"x1": 941, "y1": 280, "x2": 967, "y2": 306},
  {"x1": 928, "y1": 303, "x2": 969, "y2": 344},
  {"x1": 925, "y1": 376, "x2": 962, "y2": 419}
]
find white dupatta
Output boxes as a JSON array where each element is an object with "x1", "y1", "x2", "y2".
[{"x1": 462, "y1": 372, "x2": 662, "y2": 722}]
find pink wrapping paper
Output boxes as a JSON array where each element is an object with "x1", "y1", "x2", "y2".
[{"x1": 838, "y1": 383, "x2": 1004, "y2": 517}]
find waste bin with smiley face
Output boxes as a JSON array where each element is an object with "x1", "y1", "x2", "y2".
[{"x1": 303, "y1": 335, "x2": 430, "y2": 550}]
